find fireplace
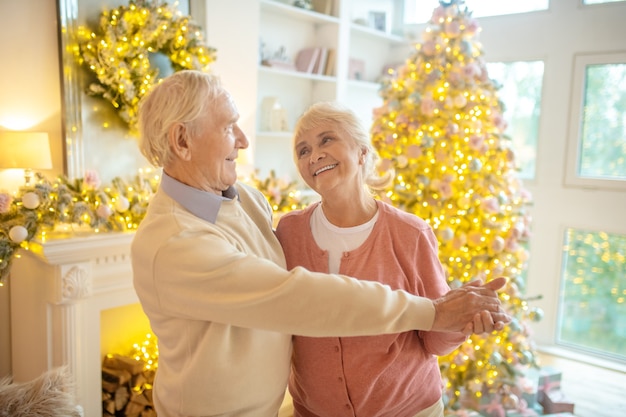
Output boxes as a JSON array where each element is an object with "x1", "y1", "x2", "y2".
[
  {"x1": 10, "y1": 231, "x2": 139, "y2": 417},
  {"x1": 10, "y1": 231, "x2": 294, "y2": 417}
]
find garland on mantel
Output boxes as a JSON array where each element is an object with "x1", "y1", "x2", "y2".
[{"x1": 0, "y1": 170, "x2": 306, "y2": 285}]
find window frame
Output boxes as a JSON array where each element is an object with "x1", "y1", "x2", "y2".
[{"x1": 564, "y1": 51, "x2": 626, "y2": 191}]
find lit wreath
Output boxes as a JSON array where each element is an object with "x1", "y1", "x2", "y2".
[{"x1": 75, "y1": 0, "x2": 217, "y2": 135}]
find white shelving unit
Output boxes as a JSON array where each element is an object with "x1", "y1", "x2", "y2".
[{"x1": 204, "y1": 0, "x2": 411, "y2": 184}]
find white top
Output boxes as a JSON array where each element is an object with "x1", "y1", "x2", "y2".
[{"x1": 310, "y1": 204, "x2": 379, "y2": 273}]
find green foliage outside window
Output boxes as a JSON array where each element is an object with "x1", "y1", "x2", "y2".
[
  {"x1": 559, "y1": 228, "x2": 626, "y2": 361},
  {"x1": 579, "y1": 64, "x2": 626, "y2": 179}
]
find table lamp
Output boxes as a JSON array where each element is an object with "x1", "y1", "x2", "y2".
[{"x1": 0, "y1": 131, "x2": 53, "y2": 186}]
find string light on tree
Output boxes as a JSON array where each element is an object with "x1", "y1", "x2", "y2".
[{"x1": 371, "y1": 0, "x2": 542, "y2": 412}]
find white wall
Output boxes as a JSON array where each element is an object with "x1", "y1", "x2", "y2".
[{"x1": 0, "y1": 0, "x2": 65, "y2": 378}]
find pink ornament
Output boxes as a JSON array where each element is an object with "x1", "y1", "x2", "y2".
[
  {"x1": 406, "y1": 145, "x2": 422, "y2": 158},
  {"x1": 451, "y1": 233, "x2": 467, "y2": 250},
  {"x1": 468, "y1": 230, "x2": 483, "y2": 246},
  {"x1": 0, "y1": 193, "x2": 12, "y2": 214},
  {"x1": 492, "y1": 112, "x2": 508, "y2": 131},
  {"x1": 422, "y1": 40, "x2": 437, "y2": 56},
  {"x1": 469, "y1": 134, "x2": 484, "y2": 151},
  {"x1": 435, "y1": 148, "x2": 448, "y2": 162},
  {"x1": 420, "y1": 96, "x2": 437, "y2": 116},
  {"x1": 439, "y1": 181, "x2": 453, "y2": 199},
  {"x1": 481, "y1": 197, "x2": 500, "y2": 214},
  {"x1": 453, "y1": 94, "x2": 467, "y2": 108},
  {"x1": 96, "y1": 204, "x2": 113, "y2": 219},
  {"x1": 463, "y1": 62, "x2": 479, "y2": 79},
  {"x1": 447, "y1": 122, "x2": 460, "y2": 135},
  {"x1": 505, "y1": 236, "x2": 519, "y2": 252},
  {"x1": 445, "y1": 20, "x2": 461, "y2": 37},
  {"x1": 83, "y1": 170, "x2": 101, "y2": 189},
  {"x1": 465, "y1": 18, "x2": 480, "y2": 35},
  {"x1": 491, "y1": 236, "x2": 505, "y2": 253}
]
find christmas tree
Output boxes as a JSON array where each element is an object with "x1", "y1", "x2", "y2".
[{"x1": 371, "y1": 0, "x2": 543, "y2": 413}]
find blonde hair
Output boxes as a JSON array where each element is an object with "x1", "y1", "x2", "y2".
[
  {"x1": 293, "y1": 101, "x2": 391, "y2": 190},
  {"x1": 138, "y1": 70, "x2": 224, "y2": 167}
]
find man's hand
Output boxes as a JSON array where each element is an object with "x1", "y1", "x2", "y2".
[{"x1": 431, "y1": 277, "x2": 511, "y2": 335}]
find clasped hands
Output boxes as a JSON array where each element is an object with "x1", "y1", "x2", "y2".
[{"x1": 431, "y1": 276, "x2": 512, "y2": 335}]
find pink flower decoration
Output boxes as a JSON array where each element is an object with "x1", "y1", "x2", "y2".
[
  {"x1": 83, "y1": 170, "x2": 101, "y2": 189},
  {"x1": 439, "y1": 181, "x2": 453, "y2": 199},
  {"x1": 505, "y1": 236, "x2": 519, "y2": 252},
  {"x1": 420, "y1": 96, "x2": 437, "y2": 116},
  {"x1": 422, "y1": 39, "x2": 437, "y2": 56},
  {"x1": 395, "y1": 113, "x2": 409, "y2": 125},
  {"x1": 469, "y1": 134, "x2": 485, "y2": 151},
  {"x1": 406, "y1": 145, "x2": 422, "y2": 158},
  {"x1": 0, "y1": 193, "x2": 12, "y2": 214},
  {"x1": 492, "y1": 113, "x2": 508, "y2": 131},
  {"x1": 431, "y1": 6, "x2": 446, "y2": 23},
  {"x1": 481, "y1": 197, "x2": 500, "y2": 214},
  {"x1": 445, "y1": 20, "x2": 461, "y2": 37},
  {"x1": 463, "y1": 63, "x2": 479, "y2": 79},
  {"x1": 465, "y1": 18, "x2": 480, "y2": 35}
]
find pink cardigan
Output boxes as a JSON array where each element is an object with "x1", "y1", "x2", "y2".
[{"x1": 276, "y1": 200, "x2": 466, "y2": 417}]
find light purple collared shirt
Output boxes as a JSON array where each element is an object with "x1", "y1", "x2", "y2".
[{"x1": 160, "y1": 172, "x2": 239, "y2": 224}]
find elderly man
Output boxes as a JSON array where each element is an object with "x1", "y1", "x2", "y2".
[{"x1": 131, "y1": 70, "x2": 510, "y2": 417}]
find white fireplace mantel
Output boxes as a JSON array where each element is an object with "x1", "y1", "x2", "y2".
[{"x1": 10, "y1": 231, "x2": 138, "y2": 417}]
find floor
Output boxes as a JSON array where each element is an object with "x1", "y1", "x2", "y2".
[{"x1": 537, "y1": 350, "x2": 626, "y2": 417}]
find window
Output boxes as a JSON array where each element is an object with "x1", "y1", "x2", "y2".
[
  {"x1": 558, "y1": 228, "x2": 626, "y2": 363},
  {"x1": 565, "y1": 52, "x2": 626, "y2": 190},
  {"x1": 486, "y1": 61, "x2": 544, "y2": 180},
  {"x1": 404, "y1": 0, "x2": 549, "y2": 24}
]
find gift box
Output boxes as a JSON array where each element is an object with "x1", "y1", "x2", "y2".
[
  {"x1": 512, "y1": 373, "x2": 540, "y2": 408},
  {"x1": 524, "y1": 366, "x2": 562, "y2": 403},
  {"x1": 538, "y1": 389, "x2": 575, "y2": 414}
]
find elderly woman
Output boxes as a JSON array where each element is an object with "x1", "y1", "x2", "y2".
[
  {"x1": 276, "y1": 102, "x2": 497, "y2": 417},
  {"x1": 132, "y1": 71, "x2": 508, "y2": 417}
]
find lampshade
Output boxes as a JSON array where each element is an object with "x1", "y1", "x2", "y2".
[{"x1": 0, "y1": 131, "x2": 52, "y2": 170}]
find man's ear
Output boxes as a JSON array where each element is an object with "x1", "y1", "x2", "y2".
[{"x1": 169, "y1": 123, "x2": 192, "y2": 161}]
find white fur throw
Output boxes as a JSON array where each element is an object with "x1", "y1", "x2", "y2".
[{"x1": 0, "y1": 366, "x2": 82, "y2": 417}]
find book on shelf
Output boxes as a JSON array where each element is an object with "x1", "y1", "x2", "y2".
[
  {"x1": 313, "y1": 48, "x2": 328, "y2": 75},
  {"x1": 312, "y1": 0, "x2": 332, "y2": 15},
  {"x1": 295, "y1": 47, "x2": 321, "y2": 73},
  {"x1": 324, "y1": 48, "x2": 336, "y2": 76}
]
